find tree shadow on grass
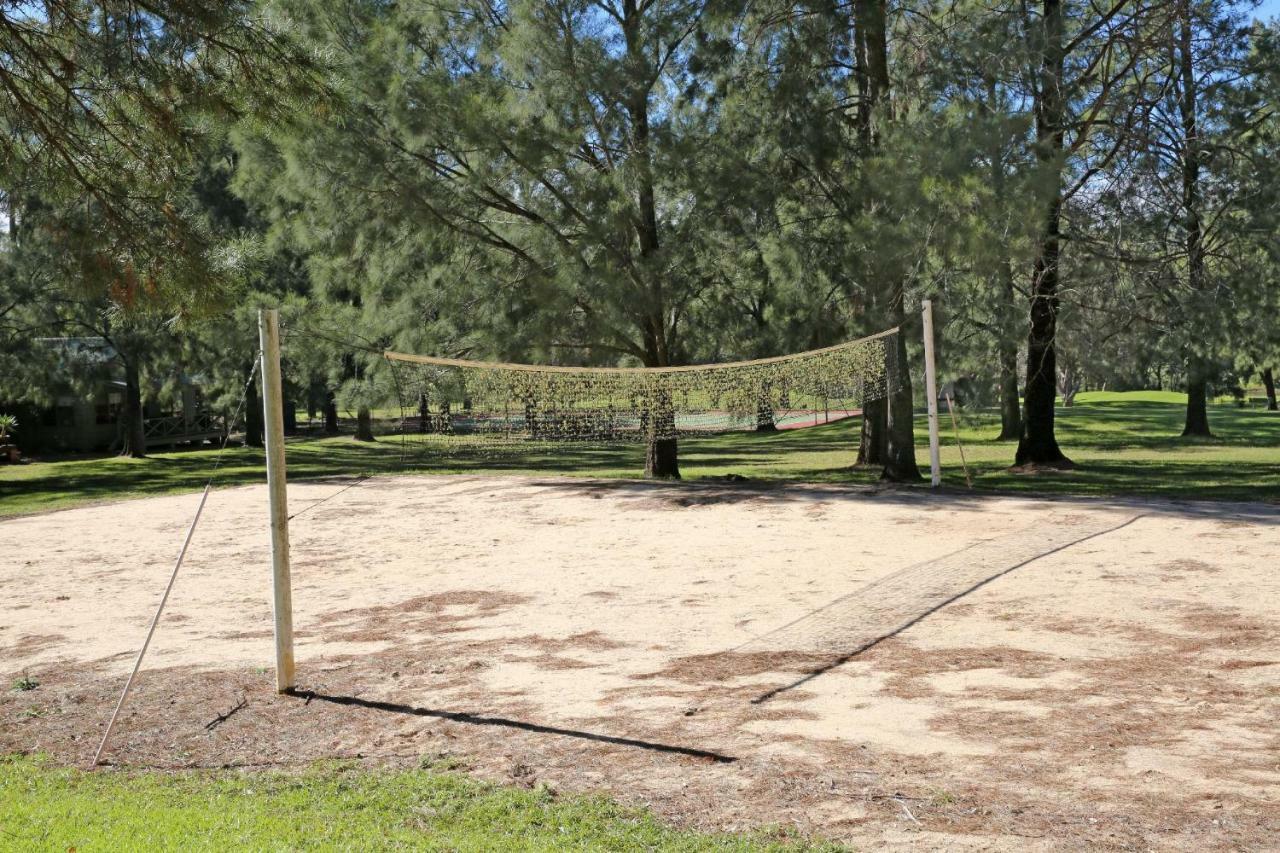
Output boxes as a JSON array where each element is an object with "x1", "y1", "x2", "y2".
[
  {"x1": 959, "y1": 458, "x2": 1280, "y2": 504},
  {"x1": 965, "y1": 401, "x2": 1280, "y2": 453},
  {"x1": 4, "y1": 402, "x2": 1278, "y2": 518}
]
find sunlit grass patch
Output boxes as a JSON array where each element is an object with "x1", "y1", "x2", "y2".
[
  {"x1": 0, "y1": 755, "x2": 836, "y2": 852},
  {"x1": 2, "y1": 392, "x2": 1277, "y2": 518}
]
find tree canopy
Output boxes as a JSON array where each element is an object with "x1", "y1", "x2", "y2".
[{"x1": 3, "y1": 0, "x2": 1277, "y2": 471}]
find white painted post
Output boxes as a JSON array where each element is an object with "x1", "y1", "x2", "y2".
[
  {"x1": 258, "y1": 308, "x2": 295, "y2": 692},
  {"x1": 921, "y1": 299, "x2": 942, "y2": 488}
]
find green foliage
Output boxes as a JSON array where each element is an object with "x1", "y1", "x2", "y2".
[
  {"x1": 3, "y1": 2, "x2": 1278, "y2": 470},
  {"x1": 0, "y1": 755, "x2": 840, "y2": 851},
  {"x1": 0, "y1": 1, "x2": 321, "y2": 310},
  {"x1": 10, "y1": 673, "x2": 38, "y2": 692}
]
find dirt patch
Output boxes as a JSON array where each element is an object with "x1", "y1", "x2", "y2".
[
  {"x1": 507, "y1": 631, "x2": 626, "y2": 653},
  {"x1": 317, "y1": 589, "x2": 530, "y2": 625},
  {"x1": 317, "y1": 590, "x2": 533, "y2": 644},
  {"x1": 635, "y1": 651, "x2": 835, "y2": 683},
  {"x1": 1, "y1": 632, "x2": 67, "y2": 659},
  {"x1": 1220, "y1": 659, "x2": 1277, "y2": 671}
]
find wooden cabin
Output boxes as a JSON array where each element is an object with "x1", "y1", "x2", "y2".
[{"x1": 20, "y1": 338, "x2": 226, "y2": 454}]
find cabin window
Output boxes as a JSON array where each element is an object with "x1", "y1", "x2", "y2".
[{"x1": 95, "y1": 401, "x2": 120, "y2": 425}]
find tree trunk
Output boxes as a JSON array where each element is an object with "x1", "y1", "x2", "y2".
[
  {"x1": 1177, "y1": 4, "x2": 1211, "y2": 439},
  {"x1": 1262, "y1": 368, "x2": 1277, "y2": 411},
  {"x1": 245, "y1": 381, "x2": 264, "y2": 448},
  {"x1": 1015, "y1": 0, "x2": 1072, "y2": 468},
  {"x1": 118, "y1": 359, "x2": 147, "y2": 458},
  {"x1": 987, "y1": 78, "x2": 1023, "y2": 443},
  {"x1": 355, "y1": 406, "x2": 375, "y2": 441},
  {"x1": 998, "y1": 339, "x2": 1021, "y2": 439},
  {"x1": 283, "y1": 398, "x2": 297, "y2": 435},
  {"x1": 850, "y1": 0, "x2": 918, "y2": 480},
  {"x1": 525, "y1": 397, "x2": 540, "y2": 440},
  {"x1": 756, "y1": 395, "x2": 778, "y2": 432},
  {"x1": 645, "y1": 437, "x2": 680, "y2": 479},
  {"x1": 851, "y1": 0, "x2": 885, "y2": 468},
  {"x1": 997, "y1": 256, "x2": 1022, "y2": 440},
  {"x1": 1182, "y1": 371, "x2": 1211, "y2": 436},
  {"x1": 882, "y1": 306, "x2": 922, "y2": 481},
  {"x1": 853, "y1": 0, "x2": 892, "y2": 149},
  {"x1": 1016, "y1": 216, "x2": 1071, "y2": 467},
  {"x1": 439, "y1": 400, "x2": 452, "y2": 435},
  {"x1": 418, "y1": 393, "x2": 432, "y2": 433},
  {"x1": 856, "y1": 397, "x2": 887, "y2": 465},
  {"x1": 323, "y1": 392, "x2": 339, "y2": 435},
  {"x1": 622, "y1": 0, "x2": 678, "y2": 479},
  {"x1": 643, "y1": 389, "x2": 680, "y2": 479}
]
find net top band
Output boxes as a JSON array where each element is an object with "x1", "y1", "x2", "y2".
[{"x1": 383, "y1": 327, "x2": 898, "y2": 375}]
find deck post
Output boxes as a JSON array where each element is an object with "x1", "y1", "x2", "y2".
[{"x1": 258, "y1": 308, "x2": 295, "y2": 692}]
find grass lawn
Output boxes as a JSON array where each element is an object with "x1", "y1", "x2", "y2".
[
  {"x1": 0, "y1": 756, "x2": 832, "y2": 852},
  {"x1": 2, "y1": 392, "x2": 1277, "y2": 519}
]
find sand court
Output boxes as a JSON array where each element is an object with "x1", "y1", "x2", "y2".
[{"x1": 2, "y1": 475, "x2": 1278, "y2": 849}]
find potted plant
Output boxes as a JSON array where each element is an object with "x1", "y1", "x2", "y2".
[{"x1": 0, "y1": 415, "x2": 18, "y2": 463}]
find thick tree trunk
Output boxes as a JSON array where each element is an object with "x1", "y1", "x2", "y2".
[
  {"x1": 644, "y1": 391, "x2": 680, "y2": 479},
  {"x1": 1182, "y1": 372, "x2": 1211, "y2": 436},
  {"x1": 118, "y1": 360, "x2": 146, "y2": 458},
  {"x1": 1016, "y1": 0, "x2": 1072, "y2": 468},
  {"x1": 882, "y1": 306, "x2": 922, "y2": 482},
  {"x1": 855, "y1": 0, "x2": 916, "y2": 479},
  {"x1": 323, "y1": 392, "x2": 339, "y2": 435},
  {"x1": 623, "y1": 0, "x2": 678, "y2": 480},
  {"x1": 645, "y1": 438, "x2": 680, "y2": 479},
  {"x1": 283, "y1": 398, "x2": 297, "y2": 435},
  {"x1": 1262, "y1": 368, "x2": 1277, "y2": 411},
  {"x1": 856, "y1": 397, "x2": 887, "y2": 464},
  {"x1": 853, "y1": 0, "x2": 891, "y2": 148},
  {"x1": 1016, "y1": 229, "x2": 1071, "y2": 467},
  {"x1": 850, "y1": 0, "x2": 918, "y2": 480},
  {"x1": 355, "y1": 406, "x2": 375, "y2": 441}
]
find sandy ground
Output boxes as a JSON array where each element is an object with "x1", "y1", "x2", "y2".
[{"x1": 2, "y1": 475, "x2": 1278, "y2": 850}]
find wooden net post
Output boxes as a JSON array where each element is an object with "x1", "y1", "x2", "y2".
[
  {"x1": 259, "y1": 308, "x2": 295, "y2": 692},
  {"x1": 921, "y1": 300, "x2": 942, "y2": 488}
]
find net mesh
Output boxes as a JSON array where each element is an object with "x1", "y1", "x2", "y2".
[{"x1": 383, "y1": 328, "x2": 901, "y2": 446}]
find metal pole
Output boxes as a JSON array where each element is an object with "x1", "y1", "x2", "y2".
[
  {"x1": 921, "y1": 299, "x2": 942, "y2": 488},
  {"x1": 259, "y1": 308, "x2": 294, "y2": 692}
]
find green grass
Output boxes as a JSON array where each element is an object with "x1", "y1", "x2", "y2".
[
  {"x1": 0, "y1": 755, "x2": 834, "y2": 852},
  {"x1": 941, "y1": 393, "x2": 1280, "y2": 501},
  {"x1": 2, "y1": 392, "x2": 1277, "y2": 518},
  {"x1": 1070, "y1": 390, "x2": 1189, "y2": 404}
]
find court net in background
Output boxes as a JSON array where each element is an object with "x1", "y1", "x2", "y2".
[{"x1": 383, "y1": 328, "x2": 901, "y2": 446}]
